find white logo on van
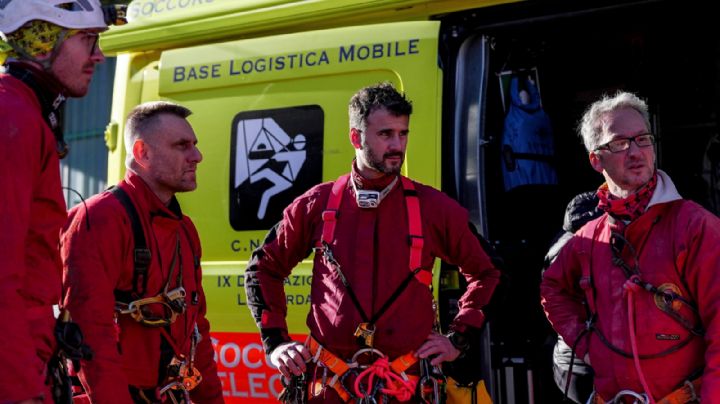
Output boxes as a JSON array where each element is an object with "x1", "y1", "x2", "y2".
[{"x1": 234, "y1": 118, "x2": 307, "y2": 219}]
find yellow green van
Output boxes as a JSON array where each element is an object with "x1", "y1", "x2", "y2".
[{"x1": 102, "y1": 1, "x2": 720, "y2": 402}]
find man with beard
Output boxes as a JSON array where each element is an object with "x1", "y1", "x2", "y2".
[
  {"x1": 541, "y1": 92, "x2": 720, "y2": 403},
  {"x1": 245, "y1": 83, "x2": 501, "y2": 403},
  {"x1": 61, "y1": 102, "x2": 223, "y2": 403},
  {"x1": 0, "y1": 1, "x2": 124, "y2": 402}
]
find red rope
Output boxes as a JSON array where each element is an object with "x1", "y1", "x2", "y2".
[
  {"x1": 353, "y1": 357, "x2": 416, "y2": 402},
  {"x1": 623, "y1": 275, "x2": 656, "y2": 404}
]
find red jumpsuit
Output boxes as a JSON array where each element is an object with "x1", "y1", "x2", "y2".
[
  {"x1": 245, "y1": 167, "x2": 500, "y2": 400},
  {"x1": 61, "y1": 173, "x2": 223, "y2": 403},
  {"x1": 0, "y1": 69, "x2": 67, "y2": 403},
  {"x1": 542, "y1": 171, "x2": 720, "y2": 402}
]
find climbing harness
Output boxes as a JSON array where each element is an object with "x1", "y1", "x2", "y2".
[
  {"x1": 115, "y1": 233, "x2": 186, "y2": 327},
  {"x1": 291, "y1": 335, "x2": 425, "y2": 403},
  {"x1": 108, "y1": 186, "x2": 204, "y2": 400},
  {"x1": 110, "y1": 186, "x2": 152, "y2": 297},
  {"x1": 110, "y1": 187, "x2": 198, "y2": 328},
  {"x1": 573, "y1": 212, "x2": 704, "y2": 403},
  {"x1": 279, "y1": 174, "x2": 445, "y2": 403},
  {"x1": 316, "y1": 174, "x2": 430, "y2": 348},
  {"x1": 588, "y1": 377, "x2": 700, "y2": 404},
  {"x1": 155, "y1": 325, "x2": 203, "y2": 403}
]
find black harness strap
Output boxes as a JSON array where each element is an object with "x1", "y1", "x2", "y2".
[
  {"x1": 110, "y1": 186, "x2": 152, "y2": 299},
  {"x1": 586, "y1": 211, "x2": 704, "y2": 360},
  {"x1": 323, "y1": 241, "x2": 423, "y2": 327}
]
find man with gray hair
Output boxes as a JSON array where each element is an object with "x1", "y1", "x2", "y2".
[
  {"x1": 541, "y1": 92, "x2": 720, "y2": 403},
  {"x1": 61, "y1": 101, "x2": 224, "y2": 403}
]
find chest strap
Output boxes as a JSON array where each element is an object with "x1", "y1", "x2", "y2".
[
  {"x1": 319, "y1": 174, "x2": 428, "y2": 286},
  {"x1": 110, "y1": 186, "x2": 152, "y2": 298}
]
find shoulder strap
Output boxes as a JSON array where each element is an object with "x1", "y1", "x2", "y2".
[
  {"x1": 319, "y1": 174, "x2": 429, "y2": 286},
  {"x1": 400, "y1": 176, "x2": 429, "y2": 286},
  {"x1": 109, "y1": 186, "x2": 152, "y2": 298},
  {"x1": 320, "y1": 174, "x2": 349, "y2": 246}
]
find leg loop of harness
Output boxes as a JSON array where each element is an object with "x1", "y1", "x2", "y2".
[
  {"x1": 305, "y1": 336, "x2": 439, "y2": 403},
  {"x1": 588, "y1": 376, "x2": 701, "y2": 404},
  {"x1": 588, "y1": 390, "x2": 649, "y2": 404}
]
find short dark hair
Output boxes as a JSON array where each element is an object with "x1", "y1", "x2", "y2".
[
  {"x1": 348, "y1": 82, "x2": 413, "y2": 131},
  {"x1": 124, "y1": 101, "x2": 192, "y2": 167}
]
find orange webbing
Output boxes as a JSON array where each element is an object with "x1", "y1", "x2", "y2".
[
  {"x1": 308, "y1": 336, "x2": 351, "y2": 376},
  {"x1": 307, "y1": 336, "x2": 352, "y2": 402},
  {"x1": 390, "y1": 351, "x2": 417, "y2": 374}
]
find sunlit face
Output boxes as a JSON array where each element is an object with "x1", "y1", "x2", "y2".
[
  {"x1": 50, "y1": 29, "x2": 105, "y2": 97},
  {"x1": 352, "y1": 107, "x2": 409, "y2": 179},
  {"x1": 141, "y1": 114, "x2": 203, "y2": 202},
  {"x1": 589, "y1": 107, "x2": 656, "y2": 197}
]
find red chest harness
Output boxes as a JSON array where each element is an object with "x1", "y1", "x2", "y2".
[
  {"x1": 316, "y1": 173, "x2": 432, "y2": 347},
  {"x1": 319, "y1": 173, "x2": 430, "y2": 285}
]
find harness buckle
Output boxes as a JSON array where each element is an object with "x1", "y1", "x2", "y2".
[
  {"x1": 164, "y1": 355, "x2": 202, "y2": 392},
  {"x1": 321, "y1": 209, "x2": 338, "y2": 222},
  {"x1": 684, "y1": 379, "x2": 699, "y2": 402},
  {"x1": 118, "y1": 295, "x2": 179, "y2": 327},
  {"x1": 354, "y1": 322, "x2": 376, "y2": 347},
  {"x1": 351, "y1": 347, "x2": 385, "y2": 367},
  {"x1": 164, "y1": 286, "x2": 187, "y2": 314},
  {"x1": 609, "y1": 389, "x2": 649, "y2": 404}
]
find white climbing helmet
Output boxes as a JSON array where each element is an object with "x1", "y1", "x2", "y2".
[{"x1": 0, "y1": 0, "x2": 108, "y2": 34}]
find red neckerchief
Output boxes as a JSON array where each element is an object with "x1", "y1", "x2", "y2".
[
  {"x1": 596, "y1": 171, "x2": 658, "y2": 223},
  {"x1": 350, "y1": 160, "x2": 397, "y2": 191}
]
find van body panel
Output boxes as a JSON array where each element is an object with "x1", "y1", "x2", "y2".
[
  {"x1": 101, "y1": 1, "x2": 720, "y2": 402},
  {"x1": 107, "y1": 20, "x2": 444, "y2": 402},
  {"x1": 102, "y1": 0, "x2": 519, "y2": 53}
]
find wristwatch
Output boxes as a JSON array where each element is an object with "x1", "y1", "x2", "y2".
[{"x1": 447, "y1": 331, "x2": 470, "y2": 354}]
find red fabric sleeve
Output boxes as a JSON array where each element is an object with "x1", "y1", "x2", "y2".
[
  {"x1": 678, "y1": 206, "x2": 720, "y2": 401},
  {"x1": 431, "y1": 195, "x2": 501, "y2": 331},
  {"x1": 185, "y1": 222, "x2": 224, "y2": 403},
  {"x1": 245, "y1": 187, "x2": 324, "y2": 352},
  {"x1": 540, "y1": 236, "x2": 591, "y2": 359},
  {"x1": 62, "y1": 200, "x2": 134, "y2": 404},
  {"x1": 0, "y1": 99, "x2": 46, "y2": 402}
]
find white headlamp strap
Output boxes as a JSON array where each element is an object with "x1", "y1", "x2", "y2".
[{"x1": 351, "y1": 176, "x2": 399, "y2": 209}]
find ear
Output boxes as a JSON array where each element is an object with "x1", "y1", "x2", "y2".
[
  {"x1": 589, "y1": 151, "x2": 604, "y2": 174},
  {"x1": 132, "y1": 139, "x2": 150, "y2": 168},
  {"x1": 350, "y1": 128, "x2": 362, "y2": 149}
]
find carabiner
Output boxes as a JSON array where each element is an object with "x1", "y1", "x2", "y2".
[{"x1": 607, "y1": 390, "x2": 649, "y2": 404}]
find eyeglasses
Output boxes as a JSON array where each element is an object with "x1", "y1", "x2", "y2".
[
  {"x1": 78, "y1": 31, "x2": 100, "y2": 54},
  {"x1": 595, "y1": 133, "x2": 655, "y2": 153}
]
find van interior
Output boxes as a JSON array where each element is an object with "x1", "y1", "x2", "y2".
[{"x1": 439, "y1": 1, "x2": 719, "y2": 402}]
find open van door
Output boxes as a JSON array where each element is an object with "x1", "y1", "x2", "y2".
[{"x1": 108, "y1": 20, "x2": 444, "y2": 401}]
